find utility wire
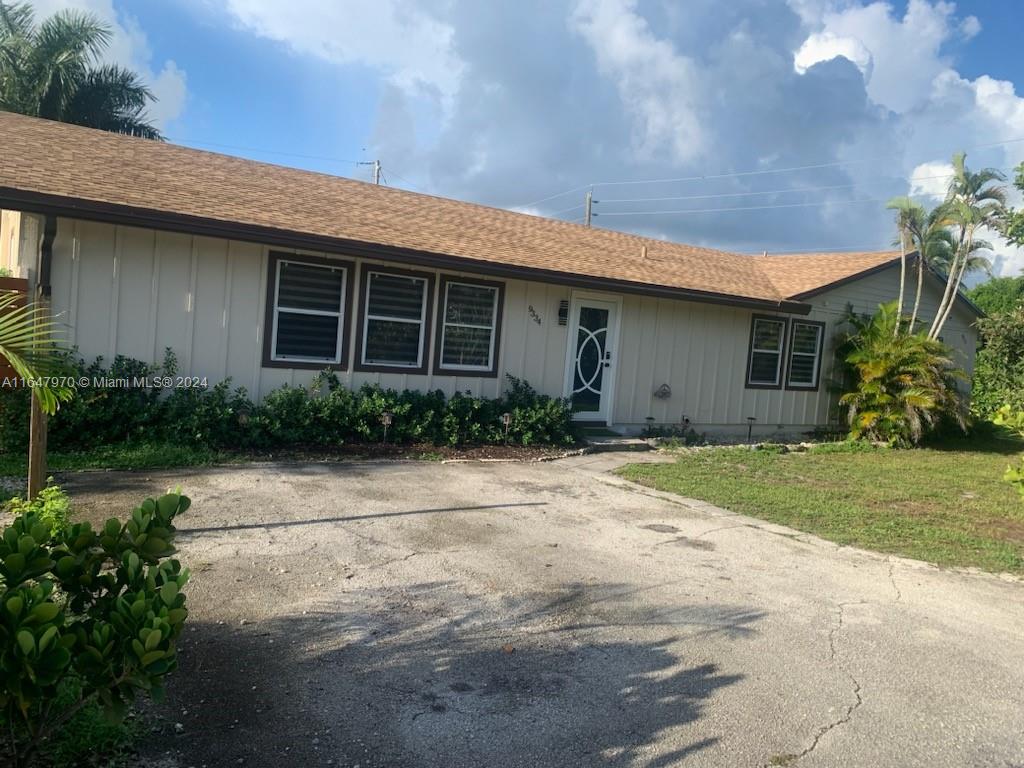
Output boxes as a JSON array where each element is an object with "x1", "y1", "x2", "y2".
[
  {"x1": 169, "y1": 137, "x2": 364, "y2": 165},
  {"x1": 593, "y1": 193, "x2": 936, "y2": 217},
  {"x1": 523, "y1": 135, "x2": 1024, "y2": 208}
]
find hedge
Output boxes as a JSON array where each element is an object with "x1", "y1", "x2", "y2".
[{"x1": 0, "y1": 350, "x2": 579, "y2": 453}]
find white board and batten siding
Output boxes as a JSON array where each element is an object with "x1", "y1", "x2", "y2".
[
  {"x1": 43, "y1": 217, "x2": 571, "y2": 402},
  {"x1": 611, "y1": 265, "x2": 978, "y2": 435},
  {"x1": 17, "y1": 215, "x2": 979, "y2": 438}
]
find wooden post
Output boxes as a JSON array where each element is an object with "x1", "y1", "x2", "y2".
[{"x1": 27, "y1": 390, "x2": 47, "y2": 499}]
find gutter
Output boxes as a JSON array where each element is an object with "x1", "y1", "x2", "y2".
[{"x1": 0, "y1": 186, "x2": 811, "y2": 316}]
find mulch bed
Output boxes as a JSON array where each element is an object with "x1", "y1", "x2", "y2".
[{"x1": 240, "y1": 441, "x2": 587, "y2": 463}]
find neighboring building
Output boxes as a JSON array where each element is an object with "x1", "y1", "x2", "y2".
[{"x1": 0, "y1": 112, "x2": 980, "y2": 438}]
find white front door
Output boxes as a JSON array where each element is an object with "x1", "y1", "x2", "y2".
[{"x1": 564, "y1": 294, "x2": 620, "y2": 424}]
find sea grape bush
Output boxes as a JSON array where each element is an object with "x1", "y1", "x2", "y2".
[
  {"x1": 0, "y1": 492, "x2": 190, "y2": 767},
  {"x1": 993, "y1": 405, "x2": 1024, "y2": 500},
  {"x1": 0, "y1": 350, "x2": 578, "y2": 452}
]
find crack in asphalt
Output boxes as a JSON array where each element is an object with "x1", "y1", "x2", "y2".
[
  {"x1": 888, "y1": 561, "x2": 903, "y2": 603},
  {"x1": 778, "y1": 601, "x2": 866, "y2": 766}
]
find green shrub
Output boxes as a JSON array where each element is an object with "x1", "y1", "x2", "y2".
[
  {"x1": 971, "y1": 307, "x2": 1024, "y2": 417},
  {"x1": 0, "y1": 491, "x2": 190, "y2": 767},
  {"x1": 993, "y1": 405, "x2": 1024, "y2": 500},
  {"x1": 836, "y1": 302, "x2": 967, "y2": 446},
  {"x1": 0, "y1": 350, "x2": 578, "y2": 452},
  {"x1": 4, "y1": 481, "x2": 71, "y2": 536}
]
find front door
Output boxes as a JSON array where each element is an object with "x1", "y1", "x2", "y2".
[{"x1": 565, "y1": 295, "x2": 619, "y2": 423}]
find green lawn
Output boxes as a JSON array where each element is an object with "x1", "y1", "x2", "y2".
[
  {"x1": 618, "y1": 439, "x2": 1024, "y2": 574},
  {"x1": 0, "y1": 441, "x2": 232, "y2": 477}
]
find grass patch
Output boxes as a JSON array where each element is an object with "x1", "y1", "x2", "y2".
[
  {"x1": 0, "y1": 441, "x2": 231, "y2": 476},
  {"x1": 617, "y1": 437, "x2": 1024, "y2": 574}
]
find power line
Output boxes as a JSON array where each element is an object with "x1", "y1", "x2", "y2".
[
  {"x1": 168, "y1": 136, "x2": 364, "y2": 165},
  {"x1": 595, "y1": 169, "x2": 1015, "y2": 205},
  {"x1": 523, "y1": 135, "x2": 1024, "y2": 209},
  {"x1": 593, "y1": 193, "x2": 936, "y2": 218}
]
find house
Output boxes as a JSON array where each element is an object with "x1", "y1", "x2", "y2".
[{"x1": 0, "y1": 112, "x2": 980, "y2": 438}]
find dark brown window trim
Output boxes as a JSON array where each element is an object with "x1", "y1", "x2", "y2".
[
  {"x1": 262, "y1": 251, "x2": 354, "y2": 371},
  {"x1": 784, "y1": 319, "x2": 827, "y2": 392},
  {"x1": 353, "y1": 263, "x2": 435, "y2": 375},
  {"x1": 745, "y1": 314, "x2": 788, "y2": 390},
  {"x1": 433, "y1": 275, "x2": 505, "y2": 378}
]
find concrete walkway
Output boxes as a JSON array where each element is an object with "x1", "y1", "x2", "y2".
[{"x1": 64, "y1": 453, "x2": 1024, "y2": 768}]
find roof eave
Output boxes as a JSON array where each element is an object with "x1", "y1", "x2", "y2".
[{"x1": 0, "y1": 187, "x2": 812, "y2": 315}]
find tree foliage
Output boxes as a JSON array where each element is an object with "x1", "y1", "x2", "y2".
[
  {"x1": 0, "y1": 1, "x2": 161, "y2": 138},
  {"x1": 967, "y1": 276, "x2": 1024, "y2": 316},
  {"x1": 0, "y1": 492, "x2": 190, "y2": 767},
  {"x1": 1001, "y1": 162, "x2": 1024, "y2": 247},
  {"x1": 971, "y1": 306, "x2": 1024, "y2": 417},
  {"x1": 837, "y1": 302, "x2": 967, "y2": 446}
]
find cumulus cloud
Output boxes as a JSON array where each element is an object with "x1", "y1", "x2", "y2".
[
  {"x1": 570, "y1": 0, "x2": 703, "y2": 164},
  {"x1": 28, "y1": 0, "x2": 187, "y2": 128},
  {"x1": 198, "y1": 0, "x2": 1024, "y2": 275},
  {"x1": 219, "y1": 0, "x2": 463, "y2": 113}
]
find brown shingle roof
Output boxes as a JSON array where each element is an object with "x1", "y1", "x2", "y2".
[{"x1": 0, "y1": 111, "x2": 901, "y2": 309}]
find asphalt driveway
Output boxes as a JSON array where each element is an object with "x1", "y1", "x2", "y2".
[{"x1": 63, "y1": 452, "x2": 1024, "y2": 768}]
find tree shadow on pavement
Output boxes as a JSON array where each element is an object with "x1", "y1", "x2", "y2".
[{"x1": 140, "y1": 582, "x2": 762, "y2": 768}]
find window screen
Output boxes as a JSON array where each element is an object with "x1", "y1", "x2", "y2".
[
  {"x1": 362, "y1": 271, "x2": 428, "y2": 367},
  {"x1": 439, "y1": 282, "x2": 499, "y2": 370},
  {"x1": 787, "y1": 321, "x2": 823, "y2": 388},
  {"x1": 271, "y1": 260, "x2": 346, "y2": 363},
  {"x1": 747, "y1": 317, "x2": 786, "y2": 387}
]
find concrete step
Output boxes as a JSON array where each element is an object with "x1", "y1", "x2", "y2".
[{"x1": 584, "y1": 435, "x2": 654, "y2": 452}]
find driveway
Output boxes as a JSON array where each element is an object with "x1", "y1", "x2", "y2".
[{"x1": 64, "y1": 453, "x2": 1024, "y2": 768}]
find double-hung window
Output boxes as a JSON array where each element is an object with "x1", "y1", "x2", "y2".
[
  {"x1": 746, "y1": 316, "x2": 787, "y2": 388},
  {"x1": 435, "y1": 278, "x2": 503, "y2": 375},
  {"x1": 269, "y1": 256, "x2": 349, "y2": 366},
  {"x1": 359, "y1": 268, "x2": 433, "y2": 371},
  {"x1": 786, "y1": 320, "x2": 825, "y2": 389}
]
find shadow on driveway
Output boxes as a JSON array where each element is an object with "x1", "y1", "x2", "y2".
[{"x1": 145, "y1": 583, "x2": 761, "y2": 768}]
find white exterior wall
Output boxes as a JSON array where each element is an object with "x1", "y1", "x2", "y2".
[
  {"x1": 37, "y1": 216, "x2": 979, "y2": 439},
  {"x1": 45, "y1": 217, "x2": 570, "y2": 401},
  {"x1": 611, "y1": 264, "x2": 978, "y2": 437}
]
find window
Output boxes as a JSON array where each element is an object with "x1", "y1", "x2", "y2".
[
  {"x1": 267, "y1": 255, "x2": 350, "y2": 367},
  {"x1": 786, "y1": 320, "x2": 825, "y2": 389},
  {"x1": 435, "y1": 278, "x2": 503, "y2": 375},
  {"x1": 358, "y1": 267, "x2": 433, "y2": 371},
  {"x1": 746, "y1": 316, "x2": 787, "y2": 388}
]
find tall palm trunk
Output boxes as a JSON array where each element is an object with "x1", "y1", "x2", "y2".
[
  {"x1": 908, "y1": 252, "x2": 924, "y2": 332},
  {"x1": 894, "y1": 232, "x2": 907, "y2": 337},
  {"x1": 932, "y1": 226, "x2": 974, "y2": 339},
  {"x1": 930, "y1": 224, "x2": 966, "y2": 339}
]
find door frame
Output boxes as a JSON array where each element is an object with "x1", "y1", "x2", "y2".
[{"x1": 562, "y1": 290, "x2": 623, "y2": 426}]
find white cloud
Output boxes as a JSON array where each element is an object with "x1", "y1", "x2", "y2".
[
  {"x1": 27, "y1": 0, "x2": 187, "y2": 128},
  {"x1": 794, "y1": 31, "x2": 873, "y2": 77},
  {"x1": 219, "y1": 0, "x2": 463, "y2": 112},
  {"x1": 792, "y1": 0, "x2": 959, "y2": 112},
  {"x1": 909, "y1": 161, "x2": 953, "y2": 200},
  {"x1": 570, "y1": 0, "x2": 703, "y2": 164}
]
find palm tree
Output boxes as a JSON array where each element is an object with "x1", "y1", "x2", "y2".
[
  {"x1": 930, "y1": 153, "x2": 1006, "y2": 339},
  {"x1": 0, "y1": 2, "x2": 162, "y2": 138},
  {"x1": 838, "y1": 301, "x2": 966, "y2": 445},
  {"x1": 0, "y1": 290, "x2": 71, "y2": 415}
]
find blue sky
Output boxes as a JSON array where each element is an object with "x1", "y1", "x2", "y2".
[{"x1": 27, "y1": 0, "x2": 1024, "y2": 277}]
